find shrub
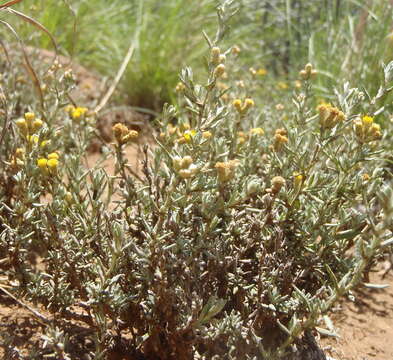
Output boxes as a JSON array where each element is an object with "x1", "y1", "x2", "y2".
[{"x1": 0, "y1": 1, "x2": 392, "y2": 359}]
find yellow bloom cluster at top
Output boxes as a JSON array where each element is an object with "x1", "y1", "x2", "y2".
[
  {"x1": 65, "y1": 105, "x2": 88, "y2": 122},
  {"x1": 15, "y1": 112, "x2": 44, "y2": 145},
  {"x1": 354, "y1": 115, "x2": 382, "y2": 143},
  {"x1": 215, "y1": 159, "x2": 240, "y2": 183},
  {"x1": 159, "y1": 122, "x2": 212, "y2": 146},
  {"x1": 233, "y1": 98, "x2": 255, "y2": 115},
  {"x1": 112, "y1": 123, "x2": 139, "y2": 146},
  {"x1": 37, "y1": 152, "x2": 60, "y2": 175},
  {"x1": 209, "y1": 46, "x2": 227, "y2": 79},
  {"x1": 317, "y1": 103, "x2": 346, "y2": 129},
  {"x1": 249, "y1": 67, "x2": 267, "y2": 77},
  {"x1": 173, "y1": 155, "x2": 199, "y2": 179},
  {"x1": 299, "y1": 63, "x2": 318, "y2": 80},
  {"x1": 272, "y1": 128, "x2": 288, "y2": 152}
]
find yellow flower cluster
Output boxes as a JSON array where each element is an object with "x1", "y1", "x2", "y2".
[
  {"x1": 210, "y1": 46, "x2": 227, "y2": 78},
  {"x1": 160, "y1": 123, "x2": 209, "y2": 145},
  {"x1": 272, "y1": 128, "x2": 288, "y2": 151},
  {"x1": 293, "y1": 172, "x2": 304, "y2": 188},
  {"x1": 237, "y1": 131, "x2": 248, "y2": 145},
  {"x1": 237, "y1": 128, "x2": 264, "y2": 145},
  {"x1": 249, "y1": 67, "x2": 267, "y2": 77},
  {"x1": 37, "y1": 152, "x2": 60, "y2": 175},
  {"x1": 178, "y1": 129, "x2": 197, "y2": 144},
  {"x1": 232, "y1": 45, "x2": 241, "y2": 55},
  {"x1": 215, "y1": 159, "x2": 240, "y2": 183},
  {"x1": 299, "y1": 63, "x2": 318, "y2": 80},
  {"x1": 233, "y1": 98, "x2": 255, "y2": 115},
  {"x1": 353, "y1": 115, "x2": 382, "y2": 143},
  {"x1": 112, "y1": 123, "x2": 139, "y2": 145},
  {"x1": 277, "y1": 82, "x2": 288, "y2": 90},
  {"x1": 250, "y1": 127, "x2": 265, "y2": 136},
  {"x1": 271, "y1": 176, "x2": 286, "y2": 194},
  {"x1": 173, "y1": 156, "x2": 198, "y2": 179},
  {"x1": 65, "y1": 105, "x2": 88, "y2": 121},
  {"x1": 317, "y1": 103, "x2": 346, "y2": 129},
  {"x1": 15, "y1": 112, "x2": 44, "y2": 142},
  {"x1": 175, "y1": 82, "x2": 186, "y2": 93}
]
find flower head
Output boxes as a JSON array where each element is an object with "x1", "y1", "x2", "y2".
[
  {"x1": 112, "y1": 123, "x2": 139, "y2": 145},
  {"x1": 15, "y1": 118, "x2": 28, "y2": 136},
  {"x1": 353, "y1": 115, "x2": 382, "y2": 143},
  {"x1": 215, "y1": 160, "x2": 239, "y2": 183},
  {"x1": 47, "y1": 158, "x2": 59, "y2": 173},
  {"x1": 250, "y1": 128, "x2": 264, "y2": 136},
  {"x1": 271, "y1": 176, "x2": 286, "y2": 193},
  {"x1": 213, "y1": 64, "x2": 226, "y2": 78}
]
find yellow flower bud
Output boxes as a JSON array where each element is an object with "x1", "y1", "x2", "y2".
[
  {"x1": 180, "y1": 122, "x2": 191, "y2": 131},
  {"x1": 40, "y1": 140, "x2": 50, "y2": 148},
  {"x1": 271, "y1": 176, "x2": 286, "y2": 194},
  {"x1": 215, "y1": 160, "x2": 239, "y2": 183},
  {"x1": 182, "y1": 129, "x2": 196, "y2": 143},
  {"x1": 48, "y1": 152, "x2": 59, "y2": 160},
  {"x1": 362, "y1": 173, "x2": 370, "y2": 181},
  {"x1": 293, "y1": 172, "x2": 304, "y2": 188},
  {"x1": 238, "y1": 136, "x2": 246, "y2": 145},
  {"x1": 242, "y1": 98, "x2": 255, "y2": 112},
  {"x1": 232, "y1": 45, "x2": 241, "y2": 55},
  {"x1": 273, "y1": 133, "x2": 288, "y2": 152},
  {"x1": 47, "y1": 158, "x2": 59, "y2": 174},
  {"x1": 305, "y1": 63, "x2": 313, "y2": 73},
  {"x1": 213, "y1": 64, "x2": 226, "y2": 78},
  {"x1": 122, "y1": 130, "x2": 139, "y2": 143},
  {"x1": 202, "y1": 131, "x2": 212, "y2": 139},
  {"x1": 181, "y1": 156, "x2": 193, "y2": 169},
  {"x1": 37, "y1": 158, "x2": 48, "y2": 172},
  {"x1": 369, "y1": 123, "x2": 380, "y2": 135},
  {"x1": 24, "y1": 112, "x2": 35, "y2": 123},
  {"x1": 15, "y1": 148, "x2": 25, "y2": 159},
  {"x1": 249, "y1": 67, "x2": 257, "y2": 76},
  {"x1": 210, "y1": 46, "x2": 221, "y2": 65},
  {"x1": 175, "y1": 82, "x2": 186, "y2": 93},
  {"x1": 277, "y1": 82, "x2": 288, "y2": 90},
  {"x1": 27, "y1": 135, "x2": 39, "y2": 145},
  {"x1": 233, "y1": 99, "x2": 242, "y2": 112},
  {"x1": 250, "y1": 128, "x2": 264, "y2": 136},
  {"x1": 15, "y1": 118, "x2": 28, "y2": 136},
  {"x1": 32, "y1": 119, "x2": 43, "y2": 132},
  {"x1": 257, "y1": 68, "x2": 267, "y2": 76},
  {"x1": 71, "y1": 107, "x2": 88, "y2": 121},
  {"x1": 178, "y1": 169, "x2": 193, "y2": 179},
  {"x1": 172, "y1": 156, "x2": 183, "y2": 171},
  {"x1": 362, "y1": 115, "x2": 373, "y2": 128},
  {"x1": 112, "y1": 123, "x2": 138, "y2": 145}
]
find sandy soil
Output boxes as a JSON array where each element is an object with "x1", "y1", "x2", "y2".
[{"x1": 321, "y1": 270, "x2": 393, "y2": 360}]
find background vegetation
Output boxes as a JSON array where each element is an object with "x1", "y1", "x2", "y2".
[
  {"x1": 0, "y1": 0, "x2": 393, "y2": 359},
  {"x1": 7, "y1": 0, "x2": 393, "y2": 111}
]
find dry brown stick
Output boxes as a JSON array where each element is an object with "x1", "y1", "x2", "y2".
[
  {"x1": 0, "y1": 285, "x2": 50, "y2": 325},
  {"x1": 94, "y1": 39, "x2": 137, "y2": 114}
]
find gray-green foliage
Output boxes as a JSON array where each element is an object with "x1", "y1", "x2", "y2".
[{"x1": 0, "y1": 1, "x2": 393, "y2": 359}]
